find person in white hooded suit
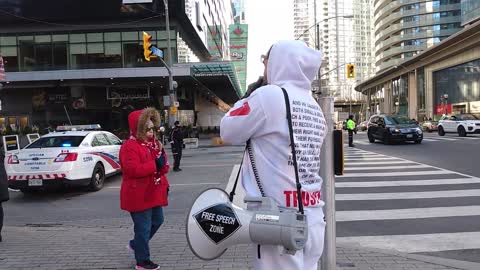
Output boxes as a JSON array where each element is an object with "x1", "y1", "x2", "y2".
[{"x1": 220, "y1": 40, "x2": 327, "y2": 270}]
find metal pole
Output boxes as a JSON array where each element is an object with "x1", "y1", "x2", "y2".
[
  {"x1": 320, "y1": 96, "x2": 336, "y2": 270},
  {"x1": 164, "y1": 0, "x2": 177, "y2": 127},
  {"x1": 317, "y1": 2, "x2": 336, "y2": 269}
]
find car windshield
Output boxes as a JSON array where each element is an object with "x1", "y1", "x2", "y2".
[
  {"x1": 459, "y1": 114, "x2": 479, "y2": 120},
  {"x1": 384, "y1": 116, "x2": 414, "y2": 125},
  {"x1": 26, "y1": 136, "x2": 85, "y2": 148}
]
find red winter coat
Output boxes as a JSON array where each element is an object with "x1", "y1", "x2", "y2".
[{"x1": 120, "y1": 108, "x2": 170, "y2": 212}]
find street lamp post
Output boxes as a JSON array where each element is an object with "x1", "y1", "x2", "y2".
[
  {"x1": 314, "y1": 14, "x2": 352, "y2": 270},
  {"x1": 441, "y1": 93, "x2": 449, "y2": 115},
  {"x1": 163, "y1": 0, "x2": 178, "y2": 127}
]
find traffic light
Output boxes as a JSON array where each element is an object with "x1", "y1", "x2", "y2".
[
  {"x1": 143, "y1": 31, "x2": 157, "y2": 61},
  {"x1": 346, "y1": 64, "x2": 355, "y2": 79}
]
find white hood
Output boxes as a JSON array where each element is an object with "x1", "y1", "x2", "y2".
[
  {"x1": 267, "y1": 40, "x2": 322, "y2": 91},
  {"x1": 220, "y1": 40, "x2": 327, "y2": 227}
]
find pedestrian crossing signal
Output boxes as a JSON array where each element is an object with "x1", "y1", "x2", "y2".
[{"x1": 347, "y1": 64, "x2": 355, "y2": 79}]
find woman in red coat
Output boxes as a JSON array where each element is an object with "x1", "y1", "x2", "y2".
[{"x1": 120, "y1": 107, "x2": 170, "y2": 270}]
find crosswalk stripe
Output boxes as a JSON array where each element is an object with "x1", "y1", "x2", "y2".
[
  {"x1": 336, "y1": 189, "x2": 480, "y2": 200},
  {"x1": 345, "y1": 157, "x2": 399, "y2": 161},
  {"x1": 345, "y1": 161, "x2": 414, "y2": 166},
  {"x1": 337, "y1": 205, "x2": 480, "y2": 221},
  {"x1": 344, "y1": 165, "x2": 429, "y2": 171},
  {"x1": 338, "y1": 171, "x2": 445, "y2": 177},
  {"x1": 335, "y1": 178, "x2": 480, "y2": 187},
  {"x1": 337, "y1": 232, "x2": 480, "y2": 253},
  {"x1": 423, "y1": 139, "x2": 439, "y2": 142},
  {"x1": 428, "y1": 137, "x2": 457, "y2": 141}
]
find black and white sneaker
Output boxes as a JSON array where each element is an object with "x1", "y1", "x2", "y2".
[{"x1": 135, "y1": 260, "x2": 159, "y2": 270}]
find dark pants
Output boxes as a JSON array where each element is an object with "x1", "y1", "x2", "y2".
[
  {"x1": 130, "y1": 207, "x2": 164, "y2": 263},
  {"x1": 172, "y1": 143, "x2": 182, "y2": 170},
  {"x1": 348, "y1": 129, "x2": 354, "y2": 147},
  {"x1": 0, "y1": 203, "x2": 3, "y2": 241}
]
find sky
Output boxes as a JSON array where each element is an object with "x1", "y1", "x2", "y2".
[{"x1": 245, "y1": 0, "x2": 294, "y2": 85}]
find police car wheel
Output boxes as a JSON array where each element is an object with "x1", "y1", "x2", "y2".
[{"x1": 89, "y1": 163, "x2": 105, "y2": 191}]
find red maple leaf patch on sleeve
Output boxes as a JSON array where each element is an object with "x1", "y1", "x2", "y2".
[{"x1": 229, "y1": 102, "x2": 251, "y2": 116}]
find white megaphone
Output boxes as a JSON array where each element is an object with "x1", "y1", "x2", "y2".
[{"x1": 186, "y1": 188, "x2": 308, "y2": 260}]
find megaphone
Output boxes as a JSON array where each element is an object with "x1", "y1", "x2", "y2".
[{"x1": 186, "y1": 188, "x2": 308, "y2": 260}]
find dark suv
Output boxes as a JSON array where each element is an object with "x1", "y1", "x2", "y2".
[{"x1": 367, "y1": 114, "x2": 423, "y2": 144}]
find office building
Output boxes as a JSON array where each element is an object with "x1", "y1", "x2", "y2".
[{"x1": 0, "y1": 0, "x2": 240, "y2": 135}]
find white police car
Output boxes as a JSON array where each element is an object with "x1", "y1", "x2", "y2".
[{"x1": 4, "y1": 125, "x2": 122, "y2": 192}]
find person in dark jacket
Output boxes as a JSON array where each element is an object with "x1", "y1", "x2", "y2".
[
  {"x1": 0, "y1": 148, "x2": 9, "y2": 242},
  {"x1": 169, "y1": 121, "x2": 184, "y2": 172},
  {"x1": 120, "y1": 107, "x2": 170, "y2": 270}
]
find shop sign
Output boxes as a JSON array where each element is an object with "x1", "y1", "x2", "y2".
[
  {"x1": 470, "y1": 101, "x2": 480, "y2": 113},
  {"x1": 48, "y1": 93, "x2": 68, "y2": 104},
  {"x1": 107, "y1": 87, "x2": 150, "y2": 100},
  {"x1": 435, "y1": 104, "x2": 452, "y2": 115}
]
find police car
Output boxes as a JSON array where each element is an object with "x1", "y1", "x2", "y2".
[{"x1": 4, "y1": 125, "x2": 122, "y2": 192}]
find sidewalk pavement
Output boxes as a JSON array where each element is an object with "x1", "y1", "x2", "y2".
[{"x1": 1, "y1": 214, "x2": 479, "y2": 270}]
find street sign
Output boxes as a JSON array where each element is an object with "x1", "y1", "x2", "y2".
[
  {"x1": 169, "y1": 106, "x2": 177, "y2": 115},
  {"x1": 151, "y1": 47, "x2": 164, "y2": 58},
  {"x1": 163, "y1": 96, "x2": 171, "y2": 107}
]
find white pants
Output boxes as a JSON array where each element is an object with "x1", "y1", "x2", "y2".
[{"x1": 253, "y1": 221, "x2": 326, "y2": 270}]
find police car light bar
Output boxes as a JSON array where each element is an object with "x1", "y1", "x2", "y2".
[{"x1": 56, "y1": 124, "x2": 102, "y2": 131}]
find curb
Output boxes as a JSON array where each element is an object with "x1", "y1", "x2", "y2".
[{"x1": 337, "y1": 243, "x2": 480, "y2": 270}]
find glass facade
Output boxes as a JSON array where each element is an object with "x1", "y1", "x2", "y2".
[
  {"x1": 375, "y1": 0, "x2": 462, "y2": 71},
  {"x1": 416, "y1": 68, "x2": 426, "y2": 118},
  {"x1": 433, "y1": 58, "x2": 480, "y2": 114},
  {"x1": 461, "y1": 0, "x2": 480, "y2": 25},
  {"x1": 0, "y1": 30, "x2": 177, "y2": 72},
  {"x1": 392, "y1": 75, "x2": 408, "y2": 115}
]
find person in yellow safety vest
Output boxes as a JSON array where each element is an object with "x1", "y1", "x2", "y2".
[{"x1": 346, "y1": 115, "x2": 356, "y2": 147}]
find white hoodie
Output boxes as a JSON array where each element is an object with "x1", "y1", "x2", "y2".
[{"x1": 220, "y1": 40, "x2": 327, "y2": 226}]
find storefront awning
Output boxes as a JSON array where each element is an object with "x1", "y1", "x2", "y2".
[{"x1": 191, "y1": 63, "x2": 242, "y2": 104}]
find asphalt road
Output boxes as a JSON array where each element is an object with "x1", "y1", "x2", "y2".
[
  {"x1": 3, "y1": 146, "x2": 244, "y2": 227},
  {"x1": 4, "y1": 134, "x2": 480, "y2": 264},
  {"x1": 340, "y1": 131, "x2": 480, "y2": 263}
]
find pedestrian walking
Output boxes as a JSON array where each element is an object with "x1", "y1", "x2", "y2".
[
  {"x1": 220, "y1": 40, "x2": 327, "y2": 270},
  {"x1": 169, "y1": 121, "x2": 184, "y2": 172},
  {"x1": 347, "y1": 115, "x2": 356, "y2": 147},
  {"x1": 120, "y1": 107, "x2": 170, "y2": 270},
  {"x1": 0, "y1": 147, "x2": 9, "y2": 242}
]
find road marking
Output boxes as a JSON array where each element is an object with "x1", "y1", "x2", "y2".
[
  {"x1": 428, "y1": 137, "x2": 457, "y2": 141},
  {"x1": 345, "y1": 157, "x2": 399, "y2": 161},
  {"x1": 422, "y1": 139, "x2": 440, "y2": 142},
  {"x1": 180, "y1": 164, "x2": 234, "y2": 168},
  {"x1": 106, "y1": 182, "x2": 221, "y2": 188},
  {"x1": 338, "y1": 170, "x2": 446, "y2": 178},
  {"x1": 337, "y1": 232, "x2": 480, "y2": 253},
  {"x1": 337, "y1": 205, "x2": 480, "y2": 221},
  {"x1": 335, "y1": 178, "x2": 480, "y2": 187},
  {"x1": 344, "y1": 165, "x2": 430, "y2": 171},
  {"x1": 336, "y1": 189, "x2": 480, "y2": 200},
  {"x1": 344, "y1": 153, "x2": 380, "y2": 156},
  {"x1": 349, "y1": 148, "x2": 476, "y2": 179},
  {"x1": 345, "y1": 161, "x2": 413, "y2": 166}
]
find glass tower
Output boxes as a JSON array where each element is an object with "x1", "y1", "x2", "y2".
[{"x1": 374, "y1": 0, "x2": 463, "y2": 71}]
